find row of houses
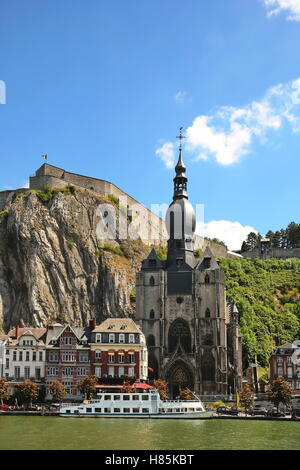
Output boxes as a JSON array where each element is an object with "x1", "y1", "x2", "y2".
[
  {"x1": 0, "y1": 318, "x2": 148, "y2": 401},
  {"x1": 269, "y1": 342, "x2": 300, "y2": 395}
]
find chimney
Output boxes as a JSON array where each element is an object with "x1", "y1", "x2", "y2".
[
  {"x1": 89, "y1": 318, "x2": 96, "y2": 330},
  {"x1": 15, "y1": 325, "x2": 19, "y2": 338}
]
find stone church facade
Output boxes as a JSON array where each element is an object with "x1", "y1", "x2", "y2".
[{"x1": 136, "y1": 137, "x2": 242, "y2": 397}]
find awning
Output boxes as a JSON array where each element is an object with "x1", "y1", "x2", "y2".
[{"x1": 133, "y1": 382, "x2": 154, "y2": 389}]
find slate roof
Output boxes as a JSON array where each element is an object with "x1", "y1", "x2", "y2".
[{"x1": 92, "y1": 318, "x2": 143, "y2": 334}]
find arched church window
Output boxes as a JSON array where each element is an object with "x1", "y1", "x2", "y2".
[
  {"x1": 168, "y1": 319, "x2": 192, "y2": 354},
  {"x1": 201, "y1": 350, "x2": 215, "y2": 381},
  {"x1": 147, "y1": 335, "x2": 155, "y2": 347},
  {"x1": 150, "y1": 276, "x2": 155, "y2": 286},
  {"x1": 205, "y1": 308, "x2": 211, "y2": 318},
  {"x1": 150, "y1": 309, "x2": 155, "y2": 319},
  {"x1": 205, "y1": 274, "x2": 210, "y2": 284}
]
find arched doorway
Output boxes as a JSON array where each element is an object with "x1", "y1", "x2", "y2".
[{"x1": 166, "y1": 360, "x2": 194, "y2": 399}]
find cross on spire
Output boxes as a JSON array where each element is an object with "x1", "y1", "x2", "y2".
[{"x1": 176, "y1": 126, "x2": 186, "y2": 150}]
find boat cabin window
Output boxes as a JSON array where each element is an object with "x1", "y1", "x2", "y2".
[
  {"x1": 133, "y1": 408, "x2": 139, "y2": 413},
  {"x1": 142, "y1": 409, "x2": 149, "y2": 413},
  {"x1": 95, "y1": 408, "x2": 101, "y2": 412},
  {"x1": 114, "y1": 408, "x2": 121, "y2": 413},
  {"x1": 104, "y1": 395, "x2": 111, "y2": 400},
  {"x1": 132, "y1": 395, "x2": 139, "y2": 400},
  {"x1": 104, "y1": 408, "x2": 111, "y2": 413},
  {"x1": 86, "y1": 408, "x2": 92, "y2": 413},
  {"x1": 123, "y1": 395, "x2": 130, "y2": 400},
  {"x1": 124, "y1": 408, "x2": 130, "y2": 413},
  {"x1": 113, "y1": 395, "x2": 121, "y2": 400},
  {"x1": 142, "y1": 395, "x2": 149, "y2": 400}
]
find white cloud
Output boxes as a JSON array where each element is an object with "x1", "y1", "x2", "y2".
[
  {"x1": 155, "y1": 141, "x2": 176, "y2": 169},
  {"x1": 175, "y1": 90, "x2": 188, "y2": 104},
  {"x1": 196, "y1": 219, "x2": 258, "y2": 251},
  {"x1": 157, "y1": 78, "x2": 300, "y2": 167},
  {"x1": 264, "y1": 0, "x2": 300, "y2": 21}
]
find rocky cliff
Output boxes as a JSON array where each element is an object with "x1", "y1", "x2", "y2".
[{"x1": 0, "y1": 187, "x2": 150, "y2": 332}]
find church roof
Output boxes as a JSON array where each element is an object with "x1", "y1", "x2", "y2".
[
  {"x1": 195, "y1": 246, "x2": 220, "y2": 270},
  {"x1": 141, "y1": 248, "x2": 164, "y2": 270}
]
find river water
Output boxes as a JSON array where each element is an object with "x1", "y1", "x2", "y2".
[{"x1": 0, "y1": 416, "x2": 299, "y2": 450}]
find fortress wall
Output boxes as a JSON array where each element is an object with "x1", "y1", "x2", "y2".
[{"x1": 243, "y1": 247, "x2": 300, "y2": 259}]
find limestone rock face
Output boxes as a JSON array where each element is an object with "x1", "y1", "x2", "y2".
[{"x1": 0, "y1": 189, "x2": 148, "y2": 332}]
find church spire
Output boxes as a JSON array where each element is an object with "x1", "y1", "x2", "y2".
[{"x1": 173, "y1": 127, "x2": 188, "y2": 200}]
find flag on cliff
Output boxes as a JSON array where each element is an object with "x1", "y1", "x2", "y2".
[{"x1": 41, "y1": 154, "x2": 47, "y2": 160}]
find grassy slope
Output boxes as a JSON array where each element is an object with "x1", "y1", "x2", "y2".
[{"x1": 220, "y1": 257, "x2": 300, "y2": 367}]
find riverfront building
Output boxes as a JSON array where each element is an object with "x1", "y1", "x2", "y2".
[
  {"x1": 269, "y1": 342, "x2": 300, "y2": 396},
  {"x1": 90, "y1": 318, "x2": 148, "y2": 382}
]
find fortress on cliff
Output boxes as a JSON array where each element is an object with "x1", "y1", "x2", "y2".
[{"x1": 0, "y1": 163, "x2": 236, "y2": 258}]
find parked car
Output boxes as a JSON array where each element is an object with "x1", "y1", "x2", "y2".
[
  {"x1": 291, "y1": 407, "x2": 300, "y2": 420},
  {"x1": 227, "y1": 406, "x2": 239, "y2": 416},
  {"x1": 249, "y1": 405, "x2": 268, "y2": 416},
  {"x1": 267, "y1": 408, "x2": 285, "y2": 417},
  {"x1": 216, "y1": 406, "x2": 229, "y2": 415}
]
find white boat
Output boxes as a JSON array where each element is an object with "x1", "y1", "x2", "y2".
[{"x1": 59, "y1": 389, "x2": 213, "y2": 419}]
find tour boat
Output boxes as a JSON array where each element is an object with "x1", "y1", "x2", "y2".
[{"x1": 59, "y1": 389, "x2": 213, "y2": 418}]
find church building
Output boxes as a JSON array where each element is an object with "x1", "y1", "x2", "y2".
[{"x1": 136, "y1": 131, "x2": 242, "y2": 397}]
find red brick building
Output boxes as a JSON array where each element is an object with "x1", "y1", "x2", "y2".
[{"x1": 269, "y1": 342, "x2": 300, "y2": 396}]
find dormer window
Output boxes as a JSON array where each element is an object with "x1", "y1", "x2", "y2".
[
  {"x1": 119, "y1": 333, "x2": 125, "y2": 343},
  {"x1": 176, "y1": 258, "x2": 183, "y2": 267},
  {"x1": 95, "y1": 333, "x2": 101, "y2": 344},
  {"x1": 109, "y1": 333, "x2": 115, "y2": 343},
  {"x1": 129, "y1": 334, "x2": 135, "y2": 344},
  {"x1": 203, "y1": 258, "x2": 211, "y2": 269}
]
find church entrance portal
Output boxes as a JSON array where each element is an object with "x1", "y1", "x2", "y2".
[{"x1": 166, "y1": 361, "x2": 194, "y2": 399}]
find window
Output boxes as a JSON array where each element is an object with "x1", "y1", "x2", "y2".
[
  {"x1": 39, "y1": 352, "x2": 43, "y2": 361},
  {"x1": 119, "y1": 334, "x2": 125, "y2": 343},
  {"x1": 128, "y1": 353, "x2": 135, "y2": 364},
  {"x1": 104, "y1": 395, "x2": 111, "y2": 400},
  {"x1": 35, "y1": 368, "x2": 41, "y2": 380},
  {"x1": 205, "y1": 274, "x2": 210, "y2": 284},
  {"x1": 24, "y1": 367, "x2": 30, "y2": 379},
  {"x1": 77, "y1": 367, "x2": 88, "y2": 376},
  {"x1": 287, "y1": 367, "x2": 293, "y2": 378},
  {"x1": 95, "y1": 367, "x2": 101, "y2": 378},
  {"x1": 142, "y1": 409, "x2": 149, "y2": 413},
  {"x1": 113, "y1": 395, "x2": 121, "y2": 400},
  {"x1": 118, "y1": 353, "x2": 124, "y2": 363},
  {"x1": 277, "y1": 367, "x2": 283, "y2": 378},
  {"x1": 49, "y1": 352, "x2": 58, "y2": 362},
  {"x1": 62, "y1": 351, "x2": 74, "y2": 362},
  {"x1": 95, "y1": 351, "x2": 101, "y2": 361},
  {"x1": 13, "y1": 351, "x2": 17, "y2": 361},
  {"x1": 19, "y1": 351, "x2": 23, "y2": 361},
  {"x1": 14, "y1": 367, "x2": 20, "y2": 380},
  {"x1": 109, "y1": 334, "x2": 115, "y2": 343},
  {"x1": 32, "y1": 351, "x2": 36, "y2": 362},
  {"x1": 205, "y1": 308, "x2": 211, "y2": 318},
  {"x1": 149, "y1": 310, "x2": 155, "y2": 320},
  {"x1": 5, "y1": 358, "x2": 9, "y2": 369},
  {"x1": 129, "y1": 334, "x2": 135, "y2": 344},
  {"x1": 142, "y1": 395, "x2": 149, "y2": 401},
  {"x1": 150, "y1": 276, "x2": 155, "y2": 286},
  {"x1": 108, "y1": 353, "x2": 115, "y2": 363},
  {"x1": 47, "y1": 367, "x2": 58, "y2": 376},
  {"x1": 62, "y1": 367, "x2": 72, "y2": 376},
  {"x1": 108, "y1": 366, "x2": 114, "y2": 377},
  {"x1": 128, "y1": 367, "x2": 134, "y2": 377},
  {"x1": 64, "y1": 337, "x2": 72, "y2": 345},
  {"x1": 96, "y1": 334, "x2": 101, "y2": 344},
  {"x1": 124, "y1": 408, "x2": 130, "y2": 413},
  {"x1": 119, "y1": 367, "x2": 124, "y2": 376}
]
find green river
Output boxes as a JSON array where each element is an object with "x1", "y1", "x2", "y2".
[{"x1": 0, "y1": 417, "x2": 299, "y2": 450}]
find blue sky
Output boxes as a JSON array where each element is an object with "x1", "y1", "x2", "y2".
[{"x1": 1, "y1": 0, "x2": 300, "y2": 249}]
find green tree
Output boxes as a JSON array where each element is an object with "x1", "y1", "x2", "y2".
[
  {"x1": 15, "y1": 381, "x2": 38, "y2": 407},
  {"x1": 121, "y1": 380, "x2": 135, "y2": 393},
  {"x1": 0, "y1": 378, "x2": 9, "y2": 405},
  {"x1": 78, "y1": 375, "x2": 98, "y2": 400},
  {"x1": 269, "y1": 378, "x2": 292, "y2": 413},
  {"x1": 50, "y1": 381, "x2": 66, "y2": 402}
]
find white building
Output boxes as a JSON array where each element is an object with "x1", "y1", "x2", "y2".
[{"x1": 4, "y1": 327, "x2": 47, "y2": 390}]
